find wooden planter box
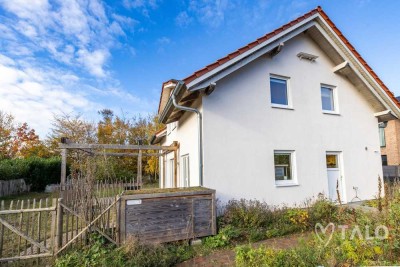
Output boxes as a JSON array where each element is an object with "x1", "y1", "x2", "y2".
[{"x1": 120, "y1": 187, "x2": 216, "y2": 243}]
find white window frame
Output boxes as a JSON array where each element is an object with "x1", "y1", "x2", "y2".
[
  {"x1": 321, "y1": 84, "x2": 339, "y2": 114},
  {"x1": 166, "y1": 121, "x2": 178, "y2": 135},
  {"x1": 274, "y1": 150, "x2": 298, "y2": 187},
  {"x1": 270, "y1": 74, "x2": 293, "y2": 109},
  {"x1": 181, "y1": 154, "x2": 190, "y2": 187},
  {"x1": 169, "y1": 158, "x2": 174, "y2": 187}
]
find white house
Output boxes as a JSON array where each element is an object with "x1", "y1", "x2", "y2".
[{"x1": 151, "y1": 7, "x2": 400, "y2": 205}]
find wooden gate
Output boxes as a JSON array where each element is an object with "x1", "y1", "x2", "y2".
[
  {"x1": 55, "y1": 195, "x2": 121, "y2": 255},
  {"x1": 0, "y1": 198, "x2": 57, "y2": 264},
  {"x1": 0, "y1": 179, "x2": 126, "y2": 264}
]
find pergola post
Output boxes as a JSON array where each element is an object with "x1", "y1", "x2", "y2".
[
  {"x1": 60, "y1": 148, "x2": 67, "y2": 190},
  {"x1": 162, "y1": 153, "x2": 166, "y2": 188},
  {"x1": 173, "y1": 142, "x2": 178, "y2": 188},
  {"x1": 137, "y1": 150, "x2": 142, "y2": 187}
]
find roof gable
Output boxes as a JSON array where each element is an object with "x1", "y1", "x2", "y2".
[{"x1": 158, "y1": 6, "x2": 400, "y2": 121}]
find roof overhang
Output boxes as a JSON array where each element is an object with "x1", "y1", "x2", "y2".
[
  {"x1": 150, "y1": 127, "x2": 167, "y2": 145},
  {"x1": 374, "y1": 110, "x2": 398, "y2": 123}
]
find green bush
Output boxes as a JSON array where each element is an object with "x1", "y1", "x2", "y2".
[
  {"x1": 220, "y1": 199, "x2": 276, "y2": 229},
  {"x1": 203, "y1": 225, "x2": 241, "y2": 248},
  {"x1": 0, "y1": 157, "x2": 64, "y2": 191},
  {"x1": 55, "y1": 236, "x2": 194, "y2": 267},
  {"x1": 236, "y1": 232, "x2": 399, "y2": 267},
  {"x1": 307, "y1": 196, "x2": 338, "y2": 225}
]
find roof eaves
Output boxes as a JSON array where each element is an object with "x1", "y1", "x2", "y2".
[{"x1": 316, "y1": 7, "x2": 400, "y2": 108}]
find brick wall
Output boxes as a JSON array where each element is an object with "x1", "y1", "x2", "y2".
[{"x1": 381, "y1": 120, "x2": 400, "y2": 165}]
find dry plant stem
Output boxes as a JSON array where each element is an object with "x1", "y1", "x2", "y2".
[
  {"x1": 378, "y1": 175, "x2": 383, "y2": 212},
  {"x1": 336, "y1": 179, "x2": 342, "y2": 206}
]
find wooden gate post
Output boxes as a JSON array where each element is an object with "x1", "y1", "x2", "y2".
[
  {"x1": 56, "y1": 198, "x2": 63, "y2": 252},
  {"x1": 60, "y1": 149, "x2": 67, "y2": 190},
  {"x1": 137, "y1": 150, "x2": 142, "y2": 186}
]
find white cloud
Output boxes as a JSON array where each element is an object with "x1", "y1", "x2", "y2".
[
  {"x1": 189, "y1": 0, "x2": 229, "y2": 28},
  {"x1": 0, "y1": 53, "x2": 96, "y2": 137},
  {"x1": 156, "y1": 36, "x2": 170, "y2": 45},
  {"x1": 0, "y1": 1, "x2": 153, "y2": 136},
  {"x1": 0, "y1": 0, "x2": 132, "y2": 78},
  {"x1": 123, "y1": 0, "x2": 159, "y2": 10},
  {"x1": 77, "y1": 48, "x2": 109, "y2": 77},
  {"x1": 175, "y1": 11, "x2": 193, "y2": 28}
]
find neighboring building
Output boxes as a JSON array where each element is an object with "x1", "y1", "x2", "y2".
[
  {"x1": 152, "y1": 7, "x2": 400, "y2": 205},
  {"x1": 380, "y1": 97, "x2": 400, "y2": 166}
]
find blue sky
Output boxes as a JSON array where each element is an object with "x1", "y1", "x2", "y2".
[{"x1": 0, "y1": 0, "x2": 399, "y2": 137}]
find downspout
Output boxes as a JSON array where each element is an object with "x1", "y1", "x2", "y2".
[{"x1": 171, "y1": 82, "x2": 203, "y2": 186}]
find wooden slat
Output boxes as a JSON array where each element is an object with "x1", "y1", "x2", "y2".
[
  {"x1": 123, "y1": 192, "x2": 215, "y2": 243},
  {"x1": 0, "y1": 218, "x2": 49, "y2": 253}
]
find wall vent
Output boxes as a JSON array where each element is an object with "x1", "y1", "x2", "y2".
[{"x1": 297, "y1": 52, "x2": 318, "y2": 62}]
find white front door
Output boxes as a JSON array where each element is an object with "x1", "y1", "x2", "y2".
[{"x1": 326, "y1": 152, "x2": 342, "y2": 202}]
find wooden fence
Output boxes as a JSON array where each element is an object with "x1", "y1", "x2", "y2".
[
  {"x1": 0, "y1": 179, "x2": 30, "y2": 198},
  {"x1": 0, "y1": 179, "x2": 135, "y2": 264},
  {"x1": 0, "y1": 198, "x2": 57, "y2": 265},
  {"x1": 0, "y1": 182, "x2": 217, "y2": 264},
  {"x1": 383, "y1": 166, "x2": 400, "y2": 181}
]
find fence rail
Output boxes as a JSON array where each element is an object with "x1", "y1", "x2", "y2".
[
  {"x1": 0, "y1": 179, "x2": 136, "y2": 264},
  {"x1": 0, "y1": 198, "x2": 57, "y2": 265}
]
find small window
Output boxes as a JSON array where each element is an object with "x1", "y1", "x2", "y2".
[
  {"x1": 379, "y1": 127, "x2": 386, "y2": 147},
  {"x1": 270, "y1": 76, "x2": 290, "y2": 107},
  {"x1": 381, "y1": 155, "x2": 388, "y2": 166},
  {"x1": 321, "y1": 86, "x2": 335, "y2": 112},
  {"x1": 167, "y1": 121, "x2": 178, "y2": 135},
  {"x1": 326, "y1": 154, "x2": 338, "y2": 168},
  {"x1": 274, "y1": 151, "x2": 296, "y2": 185},
  {"x1": 181, "y1": 154, "x2": 190, "y2": 187}
]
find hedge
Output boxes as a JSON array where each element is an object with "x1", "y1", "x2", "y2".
[{"x1": 0, "y1": 157, "x2": 65, "y2": 191}]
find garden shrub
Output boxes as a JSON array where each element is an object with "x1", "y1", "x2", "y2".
[
  {"x1": 219, "y1": 199, "x2": 276, "y2": 229},
  {"x1": 55, "y1": 236, "x2": 194, "y2": 267},
  {"x1": 203, "y1": 225, "x2": 241, "y2": 248},
  {"x1": 236, "y1": 232, "x2": 399, "y2": 267},
  {"x1": 307, "y1": 196, "x2": 338, "y2": 225},
  {"x1": 0, "y1": 157, "x2": 64, "y2": 191}
]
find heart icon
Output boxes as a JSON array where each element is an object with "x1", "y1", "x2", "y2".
[{"x1": 315, "y1": 222, "x2": 335, "y2": 246}]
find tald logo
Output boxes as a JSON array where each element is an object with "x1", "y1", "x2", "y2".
[{"x1": 315, "y1": 222, "x2": 335, "y2": 246}]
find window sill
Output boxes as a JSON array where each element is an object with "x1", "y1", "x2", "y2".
[
  {"x1": 275, "y1": 183, "x2": 299, "y2": 187},
  {"x1": 271, "y1": 104, "x2": 294, "y2": 110},
  {"x1": 322, "y1": 110, "x2": 340, "y2": 115}
]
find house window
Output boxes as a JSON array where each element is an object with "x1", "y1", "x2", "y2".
[
  {"x1": 326, "y1": 154, "x2": 338, "y2": 168},
  {"x1": 321, "y1": 85, "x2": 337, "y2": 113},
  {"x1": 181, "y1": 154, "x2": 190, "y2": 187},
  {"x1": 274, "y1": 151, "x2": 297, "y2": 186},
  {"x1": 379, "y1": 127, "x2": 386, "y2": 147},
  {"x1": 381, "y1": 155, "x2": 388, "y2": 166},
  {"x1": 167, "y1": 121, "x2": 178, "y2": 135},
  {"x1": 270, "y1": 76, "x2": 290, "y2": 107}
]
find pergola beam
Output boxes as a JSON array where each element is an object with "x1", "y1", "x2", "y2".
[
  {"x1": 93, "y1": 152, "x2": 162, "y2": 157},
  {"x1": 59, "y1": 143, "x2": 177, "y2": 151}
]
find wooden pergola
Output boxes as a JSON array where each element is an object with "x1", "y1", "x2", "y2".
[{"x1": 58, "y1": 141, "x2": 179, "y2": 188}]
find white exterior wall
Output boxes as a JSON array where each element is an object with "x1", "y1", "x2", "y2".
[
  {"x1": 160, "y1": 101, "x2": 201, "y2": 188},
  {"x1": 201, "y1": 34, "x2": 383, "y2": 205}
]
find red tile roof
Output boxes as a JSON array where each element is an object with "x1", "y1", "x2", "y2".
[
  {"x1": 316, "y1": 7, "x2": 400, "y2": 108},
  {"x1": 158, "y1": 6, "x2": 400, "y2": 115},
  {"x1": 181, "y1": 7, "x2": 320, "y2": 85}
]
